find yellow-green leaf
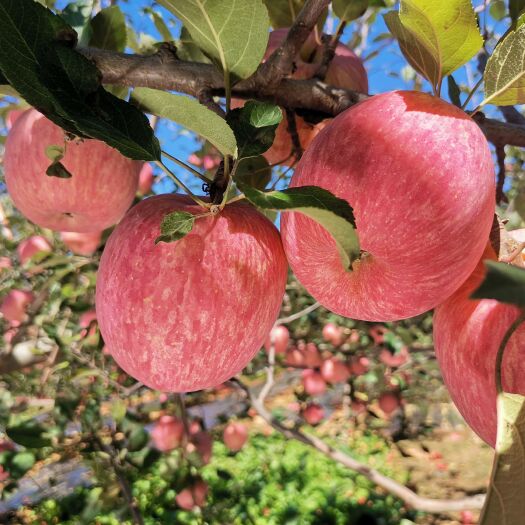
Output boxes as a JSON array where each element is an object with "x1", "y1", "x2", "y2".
[
  {"x1": 479, "y1": 392, "x2": 525, "y2": 524},
  {"x1": 132, "y1": 88, "x2": 237, "y2": 157},
  {"x1": 157, "y1": 0, "x2": 269, "y2": 80},
  {"x1": 399, "y1": 0, "x2": 482, "y2": 84},
  {"x1": 333, "y1": 0, "x2": 369, "y2": 22},
  {"x1": 384, "y1": 11, "x2": 440, "y2": 89},
  {"x1": 482, "y1": 24, "x2": 525, "y2": 106}
]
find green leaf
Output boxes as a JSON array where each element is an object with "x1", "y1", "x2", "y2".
[
  {"x1": 61, "y1": 1, "x2": 93, "y2": 45},
  {"x1": 262, "y1": 0, "x2": 328, "y2": 30},
  {"x1": 0, "y1": 0, "x2": 160, "y2": 161},
  {"x1": 386, "y1": 0, "x2": 483, "y2": 91},
  {"x1": 490, "y1": 0, "x2": 507, "y2": 21},
  {"x1": 234, "y1": 156, "x2": 272, "y2": 190},
  {"x1": 237, "y1": 183, "x2": 360, "y2": 269},
  {"x1": 132, "y1": 87, "x2": 237, "y2": 157},
  {"x1": 46, "y1": 161, "x2": 73, "y2": 178},
  {"x1": 11, "y1": 451, "x2": 36, "y2": 472},
  {"x1": 482, "y1": 24, "x2": 525, "y2": 106},
  {"x1": 447, "y1": 75, "x2": 462, "y2": 107},
  {"x1": 384, "y1": 11, "x2": 440, "y2": 89},
  {"x1": 479, "y1": 393, "x2": 525, "y2": 524},
  {"x1": 45, "y1": 144, "x2": 65, "y2": 162},
  {"x1": 510, "y1": 0, "x2": 525, "y2": 24},
  {"x1": 88, "y1": 6, "x2": 127, "y2": 52},
  {"x1": 176, "y1": 26, "x2": 212, "y2": 63},
  {"x1": 6, "y1": 421, "x2": 51, "y2": 448},
  {"x1": 333, "y1": 0, "x2": 369, "y2": 22},
  {"x1": 226, "y1": 101, "x2": 282, "y2": 158},
  {"x1": 155, "y1": 211, "x2": 195, "y2": 244},
  {"x1": 246, "y1": 101, "x2": 283, "y2": 127},
  {"x1": 157, "y1": 0, "x2": 269, "y2": 80},
  {"x1": 111, "y1": 400, "x2": 127, "y2": 423},
  {"x1": 144, "y1": 7, "x2": 173, "y2": 42},
  {"x1": 471, "y1": 260, "x2": 525, "y2": 307}
]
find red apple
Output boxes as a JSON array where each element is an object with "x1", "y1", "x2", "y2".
[
  {"x1": 188, "y1": 154, "x2": 202, "y2": 166},
  {"x1": 434, "y1": 245, "x2": 525, "y2": 446},
  {"x1": 321, "y1": 357, "x2": 350, "y2": 383},
  {"x1": 223, "y1": 422, "x2": 248, "y2": 451},
  {"x1": 60, "y1": 231, "x2": 102, "y2": 256},
  {"x1": 4, "y1": 109, "x2": 142, "y2": 232},
  {"x1": 191, "y1": 431, "x2": 213, "y2": 464},
  {"x1": 176, "y1": 480, "x2": 208, "y2": 510},
  {"x1": 264, "y1": 325, "x2": 290, "y2": 354},
  {"x1": 379, "y1": 347, "x2": 409, "y2": 367},
  {"x1": 96, "y1": 195, "x2": 287, "y2": 392},
  {"x1": 378, "y1": 392, "x2": 401, "y2": 415},
  {"x1": 0, "y1": 257, "x2": 11, "y2": 270},
  {"x1": 6, "y1": 109, "x2": 24, "y2": 130},
  {"x1": 0, "y1": 289, "x2": 34, "y2": 325},
  {"x1": 138, "y1": 163, "x2": 154, "y2": 195},
  {"x1": 302, "y1": 369, "x2": 327, "y2": 395},
  {"x1": 322, "y1": 322, "x2": 344, "y2": 346},
  {"x1": 150, "y1": 415, "x2": 185, "y2": 451},
  {"x1": 302, "y1": 403, "x2": 325, "y2": 425},
  {"x1": 302, "y1": 342, "x2": 323, "y2": 368},
  {"x1": 350, "y1": 356, "x2": 369, "y2": 376},
  {"x1": 280, "y1": 91, "x2": 495, "y2": 321},
  {"x1": 285, "y1": 347, "x2": 305, "y2": 367},
  {"x1": 17, "y1": 235, "x2": 52, "y2": 265}
]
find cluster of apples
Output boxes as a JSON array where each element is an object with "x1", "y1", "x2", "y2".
[{"x1": 2, "y1": 28, "x2": 516, "y2": 450}]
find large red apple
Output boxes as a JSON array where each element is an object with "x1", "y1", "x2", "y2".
[
  {"x1": 17, "y1": 235, "x2": 52, "y2": 265},
  {"x1": 0, "y1": 289, "x2": 34, "y2": 325},
  {"x1": 96, "y1": 195, "x2": 288, "y2": 392},
  {"x1": 60, "y1": 231, "x2": 102, "y2": 256},
  {"x1": 4, "y1": 109, "x2": 142, "y2": 232},
  {"x1": 223, "y1": 422, "x2": 248, "y2": 452},
  {"x1": 150, "y1": 415, "x2": 185, "y2": 451},
  {"x1": 281, "y1": 91, "x2": 495, "y2": 321},
  {"x1": 433, "y1": 245, "x2": 525, "y2": 446}
]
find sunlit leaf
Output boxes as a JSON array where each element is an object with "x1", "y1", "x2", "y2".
[
  {"x1": 479, "y1": 392, "x2": 525, "y2": 524},
  {"x1": 132, "y1": 87, "x2": 237, "y2": 157},
  {"x1": 157, "y1": 0, "x2": 269, "y2": 80},
  {"x1": 333, "y1": 0, "x2": 369, "y2": 22},
  {"x1": 155, "y1": 211, "x2": 195, "y2": 244},
  {"x1": 482, "y1": 24, "x2": 525, "y2": 106},
  {"x1": 89, "y1": 5, "x2": 127, "y2": 52}
]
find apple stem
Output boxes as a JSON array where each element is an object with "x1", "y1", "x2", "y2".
[
  {"x1": 156, "y1": 161, "x2": 210, "y2": 210},
  {"x1": 494, "y1": 311, "x2": 525, "y2": 395},
  {"x1": 461, "y1": 76, "x2": 484, "y2": 111},
  {"x1": 161, "y1": 150, "x2": 209, "y2": 184}
]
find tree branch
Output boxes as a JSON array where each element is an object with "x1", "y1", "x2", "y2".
[
  {"x1": 81, "y1": 47, "x2": 525, "y2": 150},
  {"x1": 231, "y1": 371, "x2": 486, "y2": 514}
]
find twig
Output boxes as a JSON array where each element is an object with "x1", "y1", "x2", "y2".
[
  {"x1": 258, "y1": 345, "x2": 276, "y2": 404},
  {"x1": 495, "y1": 144, "x2": 507, "y2": 204},
  {"x1": 275, "y1": 302, "x2": 321, "y2": 325},
  {"x1": 232, "y1": 377, "x2": 486, "y2": 513},
  {"x1": 285, "y1": 108, "x2": 303, "y2": 161},
  {"x1": 314, "y1": 20, "x2": 347, "y2": 81}
]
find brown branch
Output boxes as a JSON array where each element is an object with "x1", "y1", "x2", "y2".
[
  {"x1": 315, "y1": 22, "x2": 347, "y2": 81},
  {"x1": 495, "y1": 144, "x2": 507, "y2": 204},
  {"x1": 80, "y1": 47, "x2": 525, "y2": 150},
  {"x1": 255, "y1": 0, "x2": 331, "y2": 86},
  {"x1": 231, "y1": 371, "x2": 486, "y2": 514}
]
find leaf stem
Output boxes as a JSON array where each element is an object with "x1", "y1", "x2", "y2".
[
  {"x1": 156, "y1": 161, "x2": 210, "y2": 209},
  {"x1": 461, "y1": 76, "x2": 484, "y2": 110},
  {"x1": 495, "y1": 311, "x2": 525, "y2": 394},
  {"x1": 161, "y1": 150, "x2": 209, "y2": 183}
]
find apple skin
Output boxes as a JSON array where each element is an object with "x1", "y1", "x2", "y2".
[
  {"x1": 223, "y1": 422, "x2": 248, "y2": 452},
  {"x1": 433, "y1": 245, "x2": 525, "y2": 447},
  {"x1": 302, "y1": 403, "x2": 325, "y2": 425},
  {"x1": 137, "y1": 163, "x2": 154, "y2": 195},
  {"x1": 321, "y1": 357, "x2": 350, "y2": 383},
  {"x1": 0, "y1": 289, "x2": 34, "y2": 325},
  {"x1": 0, "y1": 257, "x2": 12, "y2": 270},
  {"x1": 150, "y1": 415, "x2": 185, "y2": 451},
  {"x1": 6, "y1": 110, "x2": 24, "y2": 130},
  {"x1": 322, "y1": 322, "x2": 344, "y2": 346},
  {"x1": 302, "y1": 369, "x2": 327, "y2": 395},
  {"x1": 17, "y1": 235, "x2": 52, "y2": 265},
  {"x1": 281, "y1": 91, "x2": 495, "y2": 321},
  {"x1": 176, "y1": 480, "x2": 208, "y2": 510},
  {"x1": 264, "y1": 325, "x2": 290, "y2": 354},
  {"x1": 4, "y1": 109, "x2": 142, "y2": 233},
  {"x1": 378, "y1": 392, "x2": 401, "y2": 415},
  {"x1": 60, "y1": 231, "x2": 102, "y2": 256},
  {"x1": 96, "y1": 194, "x2": 288, "y2": 393}
]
